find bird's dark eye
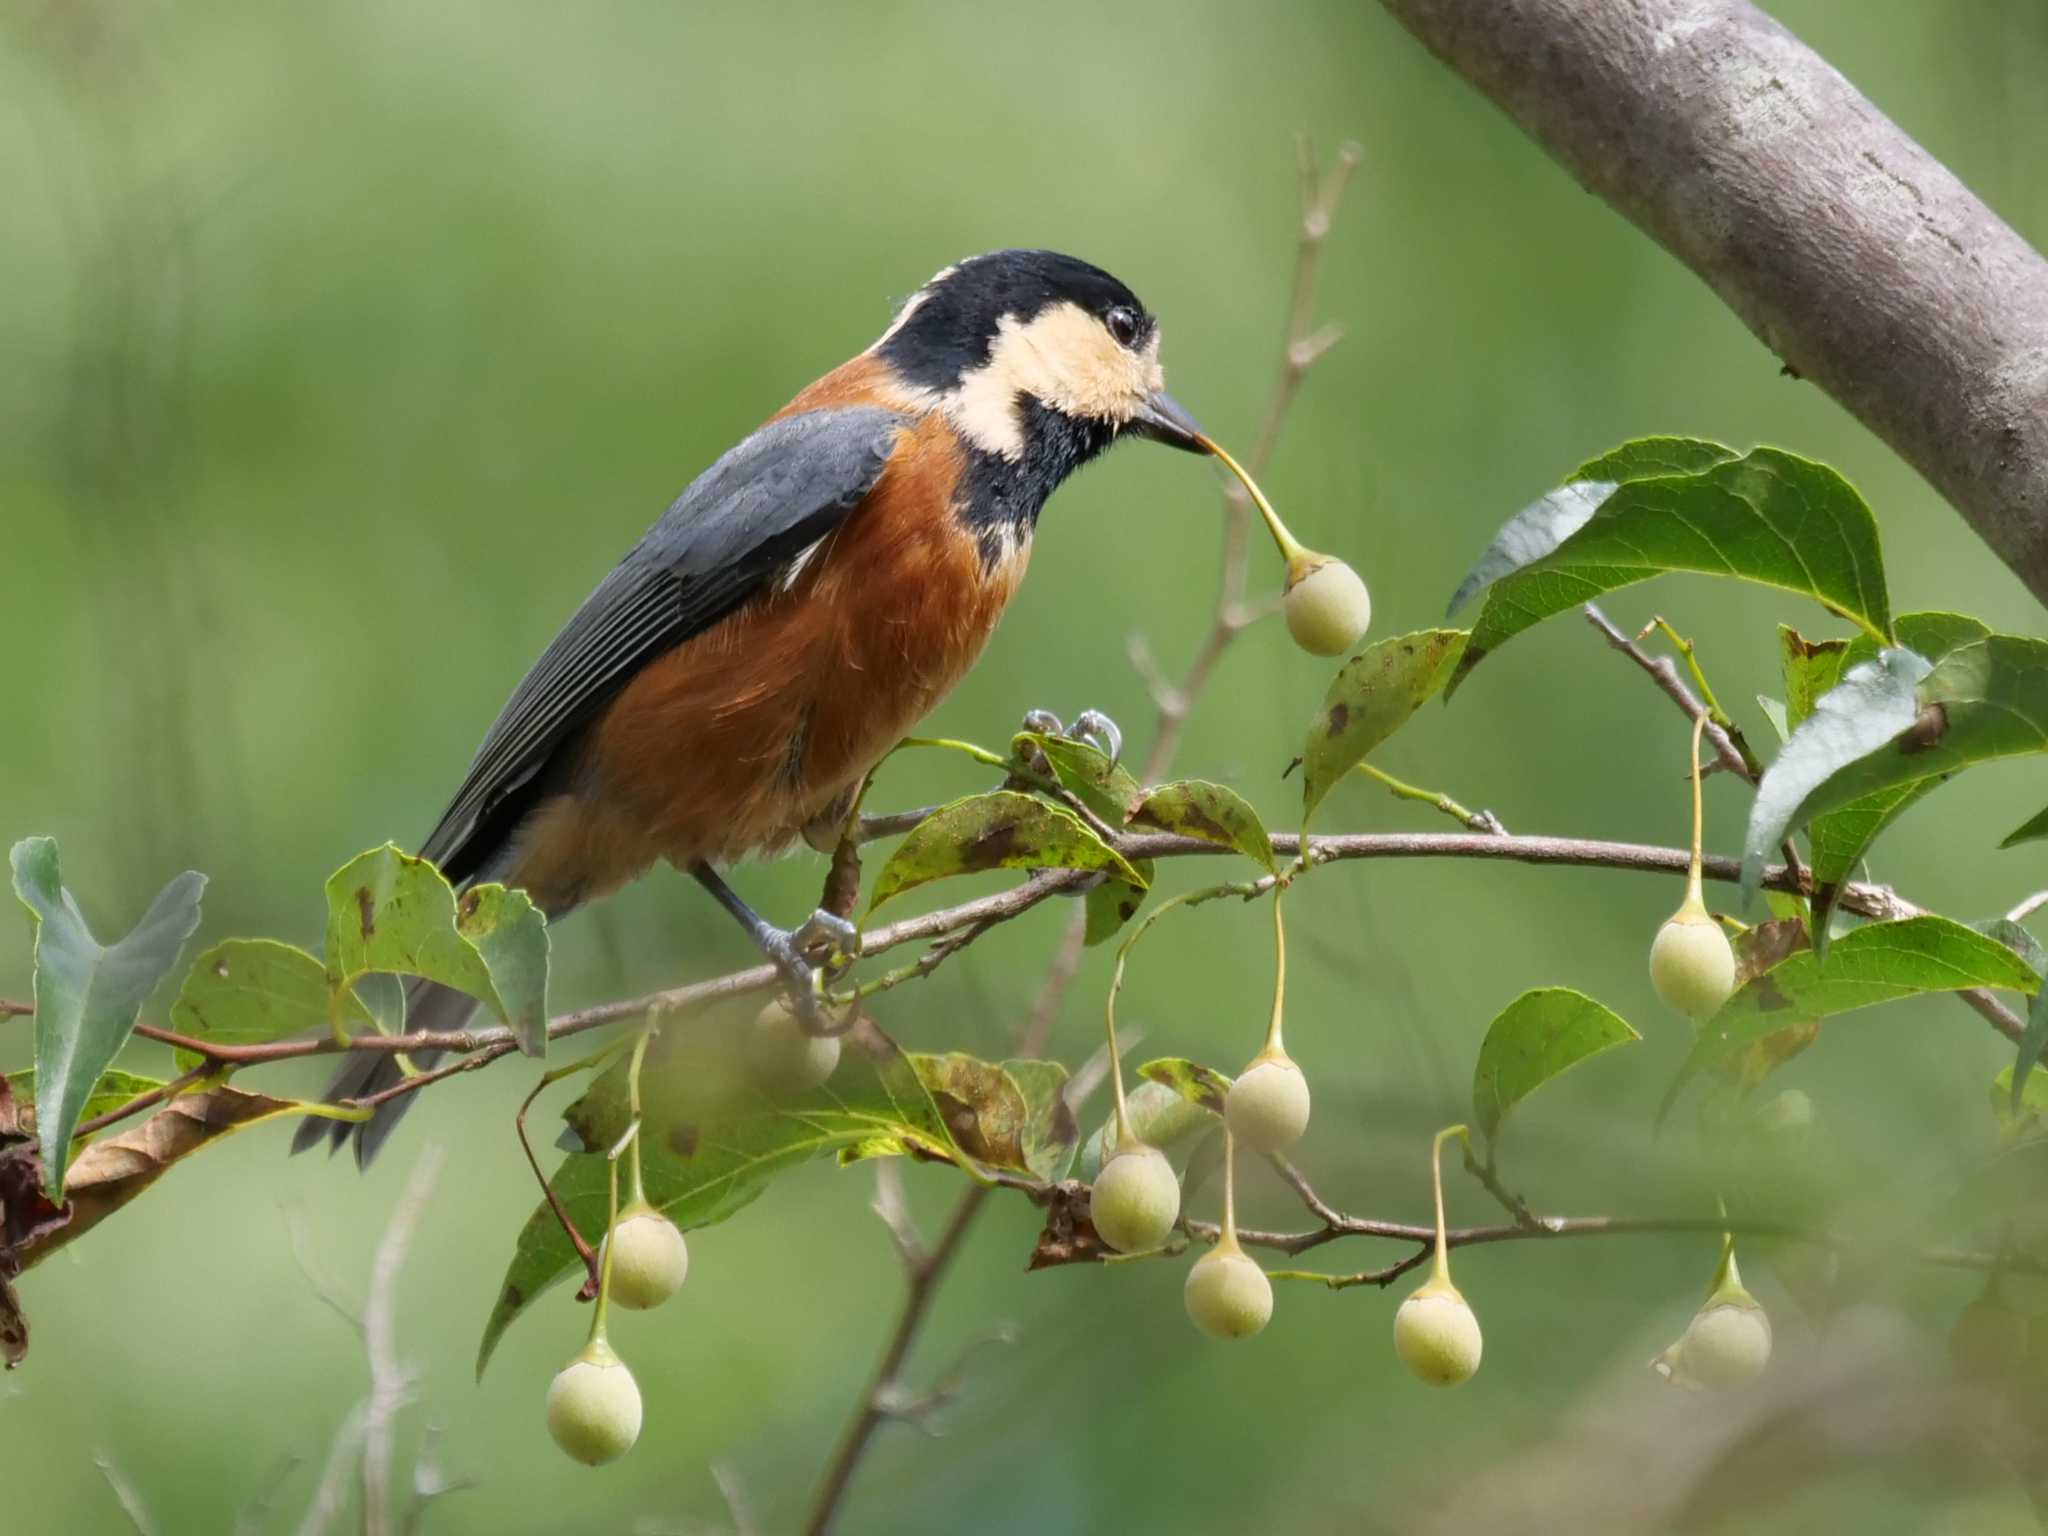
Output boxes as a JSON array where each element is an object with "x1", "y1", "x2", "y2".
[{"x1": 1104, "y1": 306, "x2": 1141, "y2": 348}]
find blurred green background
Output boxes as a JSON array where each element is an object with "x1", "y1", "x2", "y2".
[{"x1": 6, "y1": 1, "x2": 2048, "y2": 1531}]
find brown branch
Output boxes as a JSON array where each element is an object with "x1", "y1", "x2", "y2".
[
  {"x1": 1033, "y1": 1161, "x2": 2041, "y2": 1287},
  {"x1": 1375, "y1": 0, "x2": 2048, "y2": 605},
  {"x1": 40, "y1": 824, "x2": 1989, "y2": 1117}
]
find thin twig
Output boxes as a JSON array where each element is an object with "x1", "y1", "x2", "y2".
[
  {"x1": 362, "y1": 1147, "x2": 443, "y2": 1536},
  {"x1": 800, "y1": 1184, "x2": 991, "y2": 1536},
  {"x1": 800, "y1": 147, "x2": 1365, "y2": 1535},
  {"x1": 293, "y1": 1399, "x2": 368, "y2": 1536},
  {"x1": 1134, "y1": 140, "x2": 1360, "y2": 784},
  {"x1": 1585, "y1": 604, "x2": 1750, "y2": 780},
  {"x1": 94, "y1": 1450, "x2": 157, "y2": 1536}
]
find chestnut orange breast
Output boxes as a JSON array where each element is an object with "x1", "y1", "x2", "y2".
[{"x1": 573, "y1": 410, "x2": 1028, "y2": 874}]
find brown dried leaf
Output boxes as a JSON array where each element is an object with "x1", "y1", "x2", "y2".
[{"x1": 15, "y1": 1088, "x2": 337, "y2": 1270}]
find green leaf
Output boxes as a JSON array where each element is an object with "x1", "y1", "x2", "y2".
[
  {"x1": 865, "y1": 791, "x2": 1144, "y2": 913},
  {"x1": 1470, "y1": 988, "x2": 1639, "y2": 1149},
  {"x1": 1664, "y1": 916, "x2": 2041, "y2": 1114},
  {"x1": 169, "y1": 938, "x2": 375, "y2": 1071},
  {"x1": 1448, "y1": 444, "x2": 1891, "y2": 696},
  {"x1": 1446, "y1": 437, "x2": 1739, "y2": 616},
  {"x1": 1300, "y1": 629, "x2": 1467, "y2": 822},
  {"x1": 1744, "y1": 637, "x2": 2048, "y2": 905},
  {"x1": 1738, "y1": 649, "x2": 1933, "y2": 903},
  {"x1": 1003, "y1": 1058, "x2": 1079, "y2": 1182},
  {"x1": 1979, "y1": 921, "x2": 2048, "y2": 1114},
  {"x1": 455, "y1": 884, "x2": 550, "y2": 1054},
  {"x1": 1756, "y1": 696, "x2": 1789, "y2": 744},
  {"x1": 1802, "y1": 615, "x2": 1997, "y2": 939},
  {"x1": 1138, "y1": 1057, "x2": 1233, "y2": 1117},
  {"x1": 1011, "y1": 732, "x2": 1144, "y2": 822},
  {"x1": 1076, "y1": 1080, "x2": 1216, "y2": 1181},
  {"x1": 1129, "y1": 781, "x2": 1275, "y2": 872},
  {"x1": 1991, "y1": 1065, "x2": 2048, "y2": 1143},
  {"x1": 6, "y1": 1067, "x2": 167, "y2": 1137},
  {"x1": 1778, "y1": 627, "x2": 1849, "y2": 729},
  {"x1": 1842, "y1": 612, "x2": 1992, "y2": 674},
  {"x1": 323, "y1": 846, "x2": 550, "y2": 1054},
  {"x1": 479, "y1": 1031, "x2": 953, "y2": 1377},
  {"x1": 2002, "y1": 805, "x2": 2048, "y2": 850},
  {"x1": 1083, "y1": 859, "x2": 1151, "y2": 947},
  {"x1": 11, "y1": 839, "x2": 206, "y2": 1199}
]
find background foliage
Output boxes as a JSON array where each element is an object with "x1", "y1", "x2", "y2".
[{"x1": 5, "y1": 1, "x2": 2048, "y2": 1530}]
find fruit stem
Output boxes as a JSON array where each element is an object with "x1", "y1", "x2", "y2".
[
  {"x1": 1102, "y1": 881, "x2": 1263, "y2": 1150},
  {"x1": 1105, "y1": 948, "x2": 1134, "y2": 1147},
  {"x1": 1429, "y1": 1124, "x2": 1471, "y2": 1286},
  {"x1": 625, "y1": 1028, "x2": 651, "y2": 1208},
  {"x1": 1220, "y1": 1126, "x2": 1241, "y2": 1252},
  {"x1": 1685, "y1": 710, "x2": 1708, "y2": 908},
  {"x1": 592, "y1": 1149, "x2": 621, "y2": 1343},
  {"x1": 1199, "y1": 433, "x2": 1307, "y2": 567},
  {"x1": 1263, "y1": 887, "x2": 1288, "y2": 1057}
]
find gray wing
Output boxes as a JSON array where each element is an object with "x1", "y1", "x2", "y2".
[{"x1": 420, "y1": 405, "x2": 909, "y2": 886}]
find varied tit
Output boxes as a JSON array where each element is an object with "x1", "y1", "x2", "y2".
[{"x1": 300, "y1": 248, "x2": 1223, "y2": 1165}]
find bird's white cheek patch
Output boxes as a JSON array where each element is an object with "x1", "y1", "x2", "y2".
[{"x1": 943, "y1": 302, "x2": 1164, "y2": 460}]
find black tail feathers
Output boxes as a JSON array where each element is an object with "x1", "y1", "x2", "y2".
[{"x1": 288, "y1": 979, "x2": 477, "y2": 1168}]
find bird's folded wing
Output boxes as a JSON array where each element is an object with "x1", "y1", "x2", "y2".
[{"x1": 419, "y1": 405, "x2": 911, "y2": 882}]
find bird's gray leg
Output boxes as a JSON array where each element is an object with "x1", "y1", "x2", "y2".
[{"x1": 690, "y1": 863, "x2": 859, "y2": 1036}]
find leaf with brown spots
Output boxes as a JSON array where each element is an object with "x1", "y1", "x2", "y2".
[
  {"x1": 911, "y1": 1053, "x2": 1034, "y2": 1171},
  {"x1": 1129, "y1": 782, "x2": 1275, "y2": 873},
  {"x1": 1300, "y1": 629, "x2": 1467, "y2": 823},
  {"x1": 1010, "y1": 732, "x2": 1145, "y2": 822},
  {"x1": 323, "y1": 845, "x2": 551, "y2": 1054},
  {"x1": 1138, "y1": 1057, "x2": 1233, "y2": 1117},
  {"x1": 13, "y1": 1088, "x2": 359, "y2": 1272},
  {"x1": 865, "y1": 791, "x2": 1144, "y2": 915},
  {"x1": 1083, "y1": 858, "x2": 1152, "y2": 947}
]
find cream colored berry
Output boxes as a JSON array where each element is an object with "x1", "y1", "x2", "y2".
[
  {"x1": 546, "y1": 1340, "x2": 643, "y2": 1465},
  {"x1": 1649, "y1": 908, "x2": 1737, "y2": 1020},
  {"x1": 1184, "y1": 1245, "x2": 1273, "y2": 1340},
  {"x1": 1657, "y1": 1300, "x2": 1772, "y2": 1389},
  {"x1": 1225, "y1": 1055, "x2": 1311, "y2": 1155},
  {"x1": 746, "y1": 997, "x2": 842, "y2": 1094},
  {"x1": 601, "y1": 1203, "x2": 690, "y2": 1311},
  {"x1": 1283, "y1": 558, "x2": 1373, "y2": 657},
  {"x1": 1090, "y1": 1141, "x2": 1181, "y2": 1253},
  {"x1": 1394, "y1": 1283, "x2": 1483, "y2": 1387}
]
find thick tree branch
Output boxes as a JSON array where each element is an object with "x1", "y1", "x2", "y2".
[{"x1": 1378, "y1": 0, "x2": 2048, "y2": 605}]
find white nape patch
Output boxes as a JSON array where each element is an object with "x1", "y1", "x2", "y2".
[
  {"x1": 944, "y1": 302, "x2": 1165, "y2": 460},
  {"x1": 778, "y1": 534, "x2": 830, "y2": 591},
  {"x1": 868, "y1": 264, "x2": 960, "y2": 352}
]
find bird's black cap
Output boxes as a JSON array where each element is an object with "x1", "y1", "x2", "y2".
[{"x1": 878, "y1": 249, "x2": 1156, "y2": 392}]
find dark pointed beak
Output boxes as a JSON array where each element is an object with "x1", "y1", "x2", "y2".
[{"x1": 1128, "y1": 391, "x2": 1209, "y2": 454}]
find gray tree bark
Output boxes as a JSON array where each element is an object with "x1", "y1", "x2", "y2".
[{"x1": 1379, "y1": 0, "x2": 2048, "y2": 609}]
